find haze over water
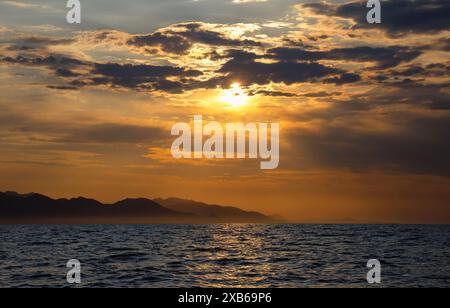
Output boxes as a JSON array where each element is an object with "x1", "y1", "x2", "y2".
[{"x1": 1, "y1": 224, "x2": 449, "y2": 288}]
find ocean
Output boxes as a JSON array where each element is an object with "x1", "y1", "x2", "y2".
[{"x1": 0, "y1": 224, "x2": 449, "y2": 288}]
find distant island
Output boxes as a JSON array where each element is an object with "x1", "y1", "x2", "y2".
[{"x1": 0, "y1": 192, "x2": 281, "y2": 224}]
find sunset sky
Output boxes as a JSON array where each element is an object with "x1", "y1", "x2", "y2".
[{"x1": 0, "y1": 0, "x2": 449, "y2": 223}]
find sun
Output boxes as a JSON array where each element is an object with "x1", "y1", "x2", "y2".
[{"x1": 221, "y1": 83, "x2": 249, "y2": 108}]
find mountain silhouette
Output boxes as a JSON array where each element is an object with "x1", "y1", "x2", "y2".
[
  {"x1": 155, "y1": 198, "x2": 272, "y2": 222},
  {"x1": 0, "y1": 192, "x2": 278, "y2": 224}
]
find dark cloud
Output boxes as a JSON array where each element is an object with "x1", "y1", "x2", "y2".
[
  {"x1": 219, "y1": 54, "x2": 341, "y2": 86},
  {"x1": 428, "y1": 98, "x2": 450, "y2": 110},
  {"x1": 47, "y1": 85, "x2": 79, "y2": 91},
  {"x1": 128, "y1": 22, "x2": 261, "y2": 55},
  {"x1": 0, "y1": 53, "x2": 205, "y2": 93},
  {"x1": 1, "y1": 54, "x2": 91, "y2": 83},
  {"x1": 89, "y1": 63, "x2": 203, "y2": 92},
  {"x1": 301, "y1": 91, "x2": 342, "y2": 98},
  {"x1": 303, "y1": 0, "x2": 450, "y2": 37},
  {"x1": 94, "y1": 63, "x2": 201, "y2": 80},
  {"x1": 391, "y1": 63, "x2": 450, "y2": 78},
  {"x1": 387, "y1": 79, "x2": 450, "y2": 91},
  {"x1": 367, "y1": 83, "x2": 449, "y2": 111},
  {"x1": 269, "y1": 46, "x2": 422, "y2": 69},
  {"x1": 1, "y1": 55, "x2": 87, "y2": 68},
  {"x1": 288, "y1": 114, "x2": 450, "y2": 177},
  {"x1": 210, "y1": 49, "x2": 259, "y2": 63},
  {"x1": 209, "y1": 45, "x2": 422, "y2": 89},
  {"x1": 94, "y1": 63, "x2": 188, "y2": 79},
  {"x1": 435, "y1": 38, "x2": 450, "y2": 51},
  {"x1": 324, "y1": 73, "x2": 362, "y2": 85},
  {"x1": 0, "y1": 16, "x2": 442, "y2": 97},
  {"x1": 281, "y1": 38, "x2": 309, "y2": 48},
  {"x1": 248, "y1": 90, "x2": 298, "y2": 97},
  {"x1": 174, "y1": 23, "x2": 261, "y2": 47},
  {"x1": 307, "y1": 34, "x2": 330, "y2": 42},
  {"x1": 55, "y1": 68, "x2": 80, "y2": 78},
  {"x1": 128, "y1": 32, "x2": 192, "y2": 55},
  {"x1": 6, "y1": 37, "x2": 75, "y2": 51}
]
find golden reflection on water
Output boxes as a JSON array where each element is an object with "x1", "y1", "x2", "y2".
[{"x1": 185, "y1": 224, "x2": 280, "y2": 288}]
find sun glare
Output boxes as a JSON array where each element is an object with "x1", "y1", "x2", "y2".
[{"x1": 221, "y1": 83, "x2": 249, "y2": 108}]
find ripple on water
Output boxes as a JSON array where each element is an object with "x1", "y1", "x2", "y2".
[{"x1": 0, "y1": 224, "x2": 449, "y2": 288}]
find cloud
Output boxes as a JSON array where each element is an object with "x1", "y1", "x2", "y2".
[
  {"x1": 324, "y1": 73, "x2": 362, "y2": 85},
  {"x1": 124, "y1": 22, "x2": 262, "y2": 55},
  {"x1": 391, "y1": 63, "x2": 450, "y2": 78},
  {"x1": 55, "y1": 68, "x2": 80, "y2": 78},
  {"x1": 218, "y1": 51, "x2": 341, "y2": 86},
  {"x1": 288, "y1": 114, "x2": 450, "y2": 177},
  {"x1": 0, "y1": 25, "x2": 11, "y2": 33},
  {"x1": 24, "y1": 24, "x2": 64, "y2": 33},
  {"x1": 6, "y1": 36, "x2": 75, "y2": 51},
  {"x1": 0, "y1": 17, "x2": 446, "y2": 97},
  {"x1": 87, "y1": 62, "x2": 203, "y2": 92},
  {"x1": 0, "y1": 110, "x2": 167, "y2": 146},
  {"x1": 434, "y1": 38, "x2": 450, "y2": 51},
  {"x1": 172, "y1": 23, "x2": 261, "y2": 47},
  {"x1": 0, "y1": 54, "x2": 90, "y2": 83},
  {"x1": 1, "y1": 54, "x2": 87, "y2": 68},
  {"x1": 0, "y1": 41, "x2": 424, "y2": 94},
  {"x1": 93, "y1": 63, "x2": 199, "y2": 79},
  {"x1": 248, "y1": 89, "x2": 298, "y2": 97},
  {"x1": 58, "y1": 123, "x2": 167, "y2": 144},
  {"x1": 2, "y1": 0, "x2": 49, "y2": 10},
  {"x1": 269, "y1": 46, "x2": 422, "y2": 69},
  {"x1": 46, "y1": 85, "x2": 79, "y2": 91},
  {"x1": 301, "y1": 91, "x2": 342, "y2": 98},
  {"x1": 0, "y1": 53, "x2": 204, "y2": 94},
  {"x1": 302, "y1": 0, "x2": 450, "y2": 37},
  {"x1": 366, "y1": 82, "x2": 448, "y2": 111},
  {"x1": 128, "y1": 32, "x2": 192, "y2": 55}
]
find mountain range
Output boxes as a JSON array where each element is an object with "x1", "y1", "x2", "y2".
[{"x1": 0, "y1": 191, "x2": 280, "y2": 224}]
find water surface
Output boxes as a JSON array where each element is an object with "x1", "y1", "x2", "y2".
[{"x1": 0, "y1": 224, "x2": 449, "y2": 288}]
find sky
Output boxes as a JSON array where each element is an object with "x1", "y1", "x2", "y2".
[{"x1": 0, "y1": 0, "x2": 449, "y2": 223}]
